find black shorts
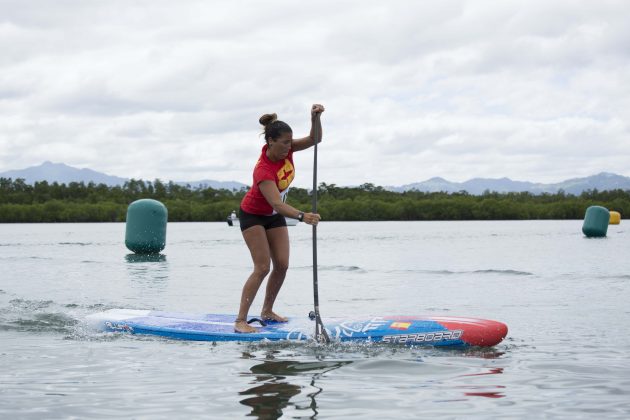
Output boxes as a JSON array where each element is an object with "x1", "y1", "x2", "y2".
[{"x1": 239, "y1": 208, "x2": 287, "y2": 232}]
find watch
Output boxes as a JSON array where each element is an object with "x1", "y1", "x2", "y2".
[{"x1": 297, "y1": 212, "x2": 304, "y2": 222}]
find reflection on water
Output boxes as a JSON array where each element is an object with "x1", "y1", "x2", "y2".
[
  {"x1": 124, "y1": 253, "x2": 167, "y2": 263},
  {"x1": 461, "y1": 367, "x2": 505, "y2": 377},
  {"x1": 239, "y1": 381, "x2": 302, "y2": 419},
  {"x1": 239, "y1": 352, "x2": 352, "y2": 419},
  {"x1": 237, "y1": 347, "x2": 509, "y2": 418},
  {"x1": 124, "y1": 254, "x2": 169, "y2": 290},
  {"x1": 459, "y1": 367, "x2": 506, "y2": 399},
  {"x1": 463, "y1": 390, "x2": 505, "y2": 398},
  {"x1": 450, "y1": 348, "x2": 505, "y2": 360}
]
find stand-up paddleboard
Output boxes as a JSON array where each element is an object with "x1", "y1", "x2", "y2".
[{"x1": 87, "y1": 309, "x2": 507, "y2": 347}]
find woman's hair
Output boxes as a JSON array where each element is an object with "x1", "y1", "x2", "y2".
[{"x1": 259, "y1": 113, "x2": 292, "y2": 144}]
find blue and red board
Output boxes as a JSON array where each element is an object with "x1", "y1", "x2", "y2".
[{"x1": 87, "y1": 309, "x2": 507, "y2": 347}]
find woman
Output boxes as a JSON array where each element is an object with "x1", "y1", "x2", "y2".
[{"x1": 235, "y1": 104, "x2": 324, "y2": 333}]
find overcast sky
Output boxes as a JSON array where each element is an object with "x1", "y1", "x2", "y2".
[{"x1": 1, "y1": 1, "x2": 629, "y2": 187}]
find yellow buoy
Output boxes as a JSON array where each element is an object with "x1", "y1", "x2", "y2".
[{"x1": 609, "y1": 211, "x2": 621, "y2": 225}]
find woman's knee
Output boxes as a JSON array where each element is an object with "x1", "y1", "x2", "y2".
[
  {"x1": 253, "y1": 262, "x2": 271, "y2": 277},
  {"x1": 272, "y1": 260, "x2": 289, "y2": 273}
]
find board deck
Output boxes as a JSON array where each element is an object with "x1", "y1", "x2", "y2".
[{"x1": 87, "y1": 309, "x2": 508, "y2": 347}]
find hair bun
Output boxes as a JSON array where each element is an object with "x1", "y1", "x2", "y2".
[{"x1": 259, "y1": 113, "x2": 278, "y2": 127}]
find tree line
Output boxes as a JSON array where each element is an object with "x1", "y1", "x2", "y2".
[{"x1": 0, "y1": 178, "x2": 628, "y2": 223}]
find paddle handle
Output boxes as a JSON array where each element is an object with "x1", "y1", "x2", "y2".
[{"x1": 311, "y1": 112, "x2": 330, "y2": 343}]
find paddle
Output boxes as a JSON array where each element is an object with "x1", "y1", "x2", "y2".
[{"x1": 311, "y1": 111, "x2": 330, "y2": 344}]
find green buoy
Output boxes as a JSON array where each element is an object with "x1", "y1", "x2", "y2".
[
  {"x1": 582, "y1": 205, "x2": 609, "y2": 238},
  {"x1": 125, "y1": 199, "x2": 168, "y2": 253}
]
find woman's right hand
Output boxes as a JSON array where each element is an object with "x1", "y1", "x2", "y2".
[
  {"x1": 303, "y1": 212, "x2": 321, "y2": 226},
  {"x1": 311, "y1": 104, "x2": 325, "y2": 119}
]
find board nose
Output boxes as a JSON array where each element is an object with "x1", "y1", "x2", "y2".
[
  {"x1": 463, "y1": 321, "x2": 508, "y2": 347},
  {"x1": 437, "y1": 319, "x2": 508, "y2": 347}
]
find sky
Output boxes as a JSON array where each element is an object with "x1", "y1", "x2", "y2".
[{"x1": 1, "y1": 1, "x2": 629, "y2": 188}]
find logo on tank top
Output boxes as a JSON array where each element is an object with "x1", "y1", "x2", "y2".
[{"x1": 277, "y1": 159, "x2": 295, "y2": 190}]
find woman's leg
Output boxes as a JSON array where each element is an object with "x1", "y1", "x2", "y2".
[
  {"x1": 261, "y1": 226, "x2": 290, "y2": 322},
  {"x1": 235, "y1": 225, "x2": 271, "y2": 333}
]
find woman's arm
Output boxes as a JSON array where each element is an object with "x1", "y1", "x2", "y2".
[
  {"x1": 259, "y1": 180, "x2": 321, "y2": 225},
  {"x1": 292, "y1": 104, "x2": 324, "y2": 152}
]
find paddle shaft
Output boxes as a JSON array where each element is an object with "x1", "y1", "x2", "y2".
[{"x1": 311, "y1": 113, "x2": 330, "y2": 343}]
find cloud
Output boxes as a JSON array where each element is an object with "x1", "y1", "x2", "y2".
[{"x1": 1, "y1": 0, "x2": 629, "y2": 186}]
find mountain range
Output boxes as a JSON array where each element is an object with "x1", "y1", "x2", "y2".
[
  {"x1": 0, "y1": 162, "x2": 247, "y2": 191},
  {"x1": 1, "y1": 161, "x2": 629, "y2": 195},
  {"x1": 387, "y1": 172, "x2": 630, "y2": 195}
]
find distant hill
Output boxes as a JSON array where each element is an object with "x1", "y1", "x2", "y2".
[
  {"x1": 0, "y1": 161, "x2": 248, "y2": 190},
  {"x1": 389, "y1": 172, "x2": 630, "y2": 195},
  {"x1": 2, "y1": 162, "x2": 629, "y2": 195},
  {"x1": 0, "y1": 161, "x2": 128, "y2": 186}
]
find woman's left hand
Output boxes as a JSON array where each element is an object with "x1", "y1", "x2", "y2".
[
  {"x1": 311, "y1": 104, "x2": 325, "y2": 118},
  {"x1": 303, "y1": 212, "x2": 321, "y2": 226}
]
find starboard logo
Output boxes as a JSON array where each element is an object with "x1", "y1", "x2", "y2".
[
  {"x1": 332, "y1": 317, "x2": 388, "y2": 338},
  {"x1": 382, "y1": 329, "x2": 463, "y2": 344},
  {"x1": 105, "y1": 321, "x2": 134, "y2": 333},
  {"x1": 283, "y1": 317, "x2": 389, "y2": 341}
]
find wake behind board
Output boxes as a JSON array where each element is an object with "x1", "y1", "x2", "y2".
[{"x1": 87, "y1": 309, "x2": 507, "y2": 347}]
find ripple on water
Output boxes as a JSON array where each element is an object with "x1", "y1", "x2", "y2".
[
  {"x1": 2, "y1": 221, "x2": 630, "y2": 418},
  {"x1": 1, "y1": 312, "x2": 78, "y2": 333},
  {"x1": 0, "y1": 299, "x2": 111, "y2": 336},
  {"x1": 386, "y1": 269, "x2": 533, "y2": 276},
  {"x1": 295, "y1": 265, "x2": 366, "y2": 273}
]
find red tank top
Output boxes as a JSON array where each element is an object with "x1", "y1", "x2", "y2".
[{"x1": 241, "y1": 144, "x2": 295, "y2": 215}]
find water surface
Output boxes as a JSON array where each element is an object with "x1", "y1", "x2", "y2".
[{"x1": 1, "y1": 221, "x2": 629, "y2": 418}]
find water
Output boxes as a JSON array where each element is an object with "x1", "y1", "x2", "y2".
[{"x1": 1, "y1": 221, "x2": 629, "y2": 418}]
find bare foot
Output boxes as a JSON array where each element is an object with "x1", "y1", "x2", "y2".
[
  {"x1": 234, "y1": 320, "x2": 258, "y2": 333},
  {"x1": 261, "y1": 311, "x2": 288, "y2": 323}
]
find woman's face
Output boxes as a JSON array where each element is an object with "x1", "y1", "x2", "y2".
[{"x1": 270, "y1": 131, "x2": 292, "y2": 159}]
